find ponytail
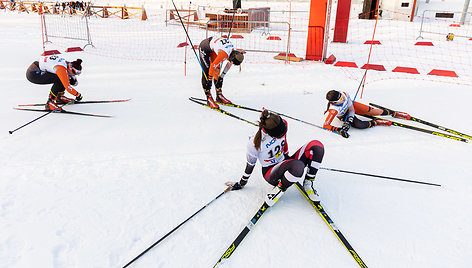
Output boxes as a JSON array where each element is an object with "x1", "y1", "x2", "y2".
[
  {"x1": 254, "y1": 109, "x2": 270, "y2": 150},
  {"x1": 323, "y1": 102, "x2": 331, "y2": 114}
]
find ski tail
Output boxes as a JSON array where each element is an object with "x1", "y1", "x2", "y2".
[
  {"x1": 18, "y1": 99, "x2": 131, "y2": 107},
  {"x1": 369, "y1": 103, "x2": 472, "y2": 140},
  {"x1": 295, "y1": 182, "x2": 368, "y2": 268},
  {"x1": 14, "y1": 108, "x2": 112, "y2": 118},
  {"x1": 189, "y1": 97, "x2": 258, "y2": 126},
  {"x1": 213, "y1": 202, "x2": 270, "y2": 267},
  {"x1": 364, "y1": 115, "x2": 469, "y2": 143}
]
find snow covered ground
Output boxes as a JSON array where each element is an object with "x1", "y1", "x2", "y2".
[{"x1": 1, "y1": 5, "x2": 472, "y2": 268}]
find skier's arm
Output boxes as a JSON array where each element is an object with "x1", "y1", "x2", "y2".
[
  {"x1": 209, "y1": 50, "x2": 229, "y2": 78},
  {"x1": 227, "y1": 141, "x2": 258, "y2": 191},
  {"x1": 323, "y1": 109, "x2": 341, "y2": 132},
  {"x1": 240, "y1": 162, "x2": 255, "y2": 187},
  {"x1": 55, "y1": 65, "x2": 80, "y2": 97},
  {"x1": 220, "y1": 61, "x2": 232, "y2": 79}
]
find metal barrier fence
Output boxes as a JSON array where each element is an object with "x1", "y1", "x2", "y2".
[
  {"x1": 204, "y1": 20, "x2": 291, "y2": 56},
  {"x1": 42, "y1": 13, "x2": 93, "y2": 49},
  {"x1": 417, "y1": 10, "x2": 472, "y2": 40}
]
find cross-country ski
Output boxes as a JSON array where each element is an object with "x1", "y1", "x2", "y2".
[
  {"x1": 17, "y1": 98, "x2": 131, "y2": 107},
  {"x1": 14, "y1": 107, "x2": 112, "y2": 118}
]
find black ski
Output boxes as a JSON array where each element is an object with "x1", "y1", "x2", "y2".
[
  {"x1": 369, "y1": 103, "x2": 472, "y2": 140},
  {"x1": 213, "y1": 202, "x2": 270, "y2": 267},
  {"x1": 295, "y1": 182, "x2": 368, "y2": 268},
  {"x1": 190, "y1": 97, "x2": 262, "y2": 113},
  {"x1": 189, "y1": 97, "x2": 258, "y2": 126},
  {"x1": 14, "y1": 107, "x2": 112, "y2": 118},
  {"x1": 18, "y1": 99, "x2": 131, "y2": 107},
  {"x1": 364, "y1": 115, "x2": 469, "y2": 143},
  {"x1": 190, "y1": 97, "x2": 341, "y2": 136}
]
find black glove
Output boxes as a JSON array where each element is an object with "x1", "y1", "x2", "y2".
[
  {"x1": 225, "y1": 181, "x2": 243, "y2": 191},
  {"x1": 215, "y1": 76, "x2": 223, "y2": 89},
  {"x1": 69, "y1": 76, "x2": 78, "y2": 86},
  {"x1": 204, "y1": 76, "x2": 212, "y2": 90},
  {"x1": 341, "y1": 121, "x2": 351, "y2": 133},
  {"x1": 231, "y1": 182, "x2": 243, "y2": 190},
  {"x1": 75, "y1": 93, "x2": 83, "y2": 102},
  {"x1": 339, "y1": 128, "x2": 350, "y2": 138}
]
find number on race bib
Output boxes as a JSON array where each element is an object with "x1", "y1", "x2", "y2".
[{"x1": 267, "y1": 140, "x2": 285, "y2": 159}]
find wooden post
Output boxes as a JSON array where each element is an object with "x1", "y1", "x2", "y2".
[
  {"x1": 141, "y1": 7, "x2": 148, "y2": 20},
  {"x1": 122, "y1": 6, "x2": 129, "y2": 19}
]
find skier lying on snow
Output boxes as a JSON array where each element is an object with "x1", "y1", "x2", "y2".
[
  {"x1": 26, "y1": 55, "x2": 83, "y2": 111},
  {"x1": 226, "y1": 109, "x2": 325, "y2": 206},
  {"x1": 323, "y1": 90, "x2": 411, "y2": 138}
]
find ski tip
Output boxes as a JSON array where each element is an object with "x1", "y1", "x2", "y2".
[{"x1": 8, "y1": 130, "x2": 13, "y2": 134}]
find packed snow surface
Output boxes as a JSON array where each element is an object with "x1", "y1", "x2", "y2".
[{"x1": 1, "y1": 4, "x2": 471, "y2": 268}]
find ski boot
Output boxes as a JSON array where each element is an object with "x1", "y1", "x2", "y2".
[
  {"x1": 206, "y1": 94, "x2": 219, "y2": 109},
  {"x1": 265, "y1": 182, "x2": 285, "y2": 207},
  {"x1": 56, "y1": 93, "x2": 74, "y2": 104},
  {"x1": 303, "y1": 176, "x2": 320, "y2": 204},
  {"x1": 45, "y1": 98, "x2": 61, "y2": 111},
  {"x1": 215, "y1": 90, "x2": 232, "y2": 104},
  {"x1": 373, "y1": 119, "x2": 392, "y2": 126},
  {"x1": 392, "y1": 111, "x2": 411, "y2": 120}
]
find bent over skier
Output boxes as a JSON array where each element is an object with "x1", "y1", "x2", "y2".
[
  {"x1": 227, "y1": 110, "x2": 325, "y2": 206},
  {"x1": 323, "y1": 90, "x2": 411, "y2": 138},
  {"x1": 198, "y1": 36, "x2": 244, "y2": 109},
  {"x1": 26, "y1": 55, "x2": 83, "y2": 110}
]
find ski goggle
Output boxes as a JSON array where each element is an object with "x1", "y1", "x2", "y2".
[{"x1": 69, "y1": 64, "x2": 81, "y2": 75}]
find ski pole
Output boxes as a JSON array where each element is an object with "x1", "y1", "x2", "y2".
[
  {"x1": 320, "y1": 167, "x2": 441, "y2": 187},
  {"x1": 9, "y1": 100, "x2": 74, "y2": 134},
  {"x1": 227, "y1": 7, "x2": 237, "y2": 39},
  {"x1": 171, "y1": 0, "x2": 209, "y2": 81},
  {"x1": 353, "y1": 69, "x2": 367, "y2": 103},
  {"x1": 191, "y1": 97, "x2": 341, "y2": 135},
  {"x1": 122, "y1": 186, "x2": 232, "y2": 268},
  {"x1": 264, "y1": 109, "x2": 341, "y2": 135}
]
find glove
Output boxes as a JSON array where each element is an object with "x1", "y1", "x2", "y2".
[
  {"x1": 204, "y1": 76, "x2": 213, "y2": 90},
  {"x1": 215, "y1": 76, "x2": 223, "y2": 89},
  {"x1": 75, "y1": 93, "x2": 83, "y2": 102},
  {"x1": 69, "y1": 76, "x2": 78, "y2": 86},
  {"x1": 341, "y1": 122, "x2": 351, "y2": 133},
  {"x1": 225, "y1": 181, "x2": 244, "y2": 191},
  {"x1": 339, "y1": 128, "x2": 350, "y2": 138}
]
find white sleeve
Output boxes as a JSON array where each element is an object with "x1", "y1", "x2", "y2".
[
  {"x1": 220, "y1": 62, "x2": 232, "y2": 78},
  {"x1": 246, "y1": 136, "x2": 258, "y2": 166}
]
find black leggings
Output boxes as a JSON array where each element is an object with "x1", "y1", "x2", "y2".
[
  {"x1": 351, "y1": 116, "x2": 372, "y2": 129},
  {"x1": 262, "y1": 140, "x2": 325, "y2": 189},
  {"x1": 198, "y1": 37, "x2": 212, "y2": 92},
  {"x1": 26, "y1": 61, "x2": 65, "y2": 96},
  {"x1": 341, "y1": 114, "x2": 373, "y2": 129}
]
